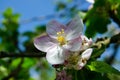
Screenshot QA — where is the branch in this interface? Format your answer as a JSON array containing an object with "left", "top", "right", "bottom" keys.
[
  {"left": 93, "top": 32, "right": 120, "bottom": 47},
  {"left": 0, "top": 51, "right": 46, "bottom": 58},
  {"left": 0, "top": 33, "right": 120, "bottom": 58}
]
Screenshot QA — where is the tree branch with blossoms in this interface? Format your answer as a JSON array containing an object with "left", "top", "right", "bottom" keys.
[
  {"left": 0, "top": 33, "right": 119, "bottom": 58},
  {"left": 1, "top": 14, "right": 120, "bottom": 80}
]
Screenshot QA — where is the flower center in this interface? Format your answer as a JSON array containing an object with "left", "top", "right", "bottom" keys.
[
  {"left": 67, "top": 52, "right": 80, "bottom": 65},
  {"left": 57, "top": 29, "right": 66, "bottom": 46}
]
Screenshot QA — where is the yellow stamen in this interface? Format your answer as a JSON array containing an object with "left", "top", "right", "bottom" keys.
[{"left": 57, "top": 29, "right": 66, "bottom": 46}]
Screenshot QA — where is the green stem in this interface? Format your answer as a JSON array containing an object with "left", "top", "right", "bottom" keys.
[
  {"left": 80, "top": 70, "right": 85, "bottom": 80},
  {"left": 75, "top": 70, "right": 78, "bottom": 80}
]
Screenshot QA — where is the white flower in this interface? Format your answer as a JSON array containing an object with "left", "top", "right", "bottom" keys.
[{"left": 34, "top": 16, "right": 84, "bottom": 65}]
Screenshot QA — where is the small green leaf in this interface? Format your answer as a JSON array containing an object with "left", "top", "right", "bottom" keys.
[
  {"left": 12, "top": 13, "right": 20, "bottom": 22},
  {"left": 11, "top": 58, "right": 21, "bottom": 68},
  {"left": 22, "top": 58, "right": 36, "bottom": 68},
  {"left": 87, "top": 61, "right": 120, "bottom": 75},
  {"left": 0, "top": 66, "right": 8, "bottom": 79}
]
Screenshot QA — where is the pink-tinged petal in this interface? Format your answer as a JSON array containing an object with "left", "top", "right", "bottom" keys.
[
  {"left": 77, "top": 59, "right": 87, "bottom": 70},
  {"left": 81, "top": 35, "right": 93, "bottom": 50},
  {"left": 64, "top": 36, "right": 82, "bottom": 51},
  {"left": 81, "top": 35, "right": 89, "bottom": 41},
  {"left": 34, "top": 35, "right": 57, "bottom": 52},
  {"left": 81, "top": 43, "right": 90, "bottom": 50},
  {"left": 88, "top": 38, "right": 93, "bottom": 45},
  {"left": 46, "top": 20, "right": 66, "bottom": 39},
  {"left": 46, "top": 46, "right": 66, "bottom": 64},
  {"left": 81, "top": 48, "right": 93, "bottom": 60},
  {"left": 81, "top": 35, "right": 92, "bottom": 43},
  {"left": 66, "top": 15, "right": 84, "bottom": 40},
  {"left": 76, "top": 48, "right": 93, "bottom": 70}
]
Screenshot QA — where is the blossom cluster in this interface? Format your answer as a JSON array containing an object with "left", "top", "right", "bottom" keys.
[{"left": 34, "top": 16, "right": 93, "bottom": 70}]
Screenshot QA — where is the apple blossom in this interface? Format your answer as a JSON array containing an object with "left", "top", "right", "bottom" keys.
[
  {"left": 76, "top": 48, "right": 93, "bottom": 70},
  {"left": 65, "top": 48, "right": 93, "bottom": 70},
  {"left": 34, "top": 16, "right": 84, "bottom": 65},
  {"left": 81, "top": 35, "right": 92, "bottom": 50}
]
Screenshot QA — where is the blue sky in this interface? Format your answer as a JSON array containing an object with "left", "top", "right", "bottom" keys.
[
  {"left": 0, "top": 0, "right": 92, "bottom": 33},
  {"left": 0, "top": 0, "right": 55, "bottom": 33},
  {"left": 0, "top": 0, "right": 55, "bottom": 19}
]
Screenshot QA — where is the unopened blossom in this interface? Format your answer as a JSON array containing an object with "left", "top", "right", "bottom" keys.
[
  {"left": 65, "top": 48, "right": 93, "bottom": 70},
  {"left": 34, "top": 16, "right": 84, "bottom": 65},
  {"left": 75, "top": 48, "right": 93, "bottom": 70},
  {"left": 81, "top": 35, "right": 92, "bottom": 50}
]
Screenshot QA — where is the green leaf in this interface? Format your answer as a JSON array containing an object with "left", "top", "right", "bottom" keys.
[
  {"left": 12, "top": 13, "right": 20, "bottom": 22},
  {"left": 0, "top": 66, "right": 8, "bottom": 79},
  {"left": 22, "top": 58, "right": 36, "bottom": 68},
  {"left": 3, "top": 8, "right": 12, "bottom": 18},
  {"left": 11, "top": 58, "right": 21, "bottom": 68},
  {"left": 109, "top": 0, "right": 120, "bottom": 4},
  {"left": 87, "top": 61, "right": 120, "bottom": 75},
  {"left": 107, "top": 73, "right": 120, "bottom": 80},
  {"left": 85, "top": 0, "right": 111, "bottom": 37}
]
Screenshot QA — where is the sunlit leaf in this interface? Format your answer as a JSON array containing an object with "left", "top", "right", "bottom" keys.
[
  {"left": 3, "top": 8, "right": 12, "bottom": 18},
  {"left": 22, "top": 58, "right": 36, "bottom": 68},
  {"left": 87, "top": 61, "right": 120, "bottom": 75}
]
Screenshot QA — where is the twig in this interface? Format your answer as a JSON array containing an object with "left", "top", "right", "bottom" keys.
[
  {"left": 0, "top": 33, "right": 120, "bottom": 58},
  {"left": 0, "top": 51, "right": 46, "bottom": 58}
]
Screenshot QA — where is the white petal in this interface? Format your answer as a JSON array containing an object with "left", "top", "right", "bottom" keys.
[
  {"left": 81, "top": 43, "right": 89, "bottom": 50},
  {"left": 66, "top": 15, "right": 84, "bottom": 40},
  {"left": 81, "top": 35, "right": 93, "bottom": 50},
  {"left": 64, "top": 36, "right": 82, "bottom": 51},
  {"left": 46, "top": 46, "right": 66, "bottom": 64},
  {"left": 88, "top": 38, "right": 93, "bottom": 45},
  {"left": 34, "top": 35, "right": 57, "bottom": 52},
  {"left": 46, "top": 20, "right": 66, "bottom": 39},
  {"left": 77, "top": 59, "right": 87, "bottom": 70},
  {"left": 81, "top": 35, "right": 92, "bottom": 43},
  {"left": 74, "top": 58, "right": 87, "bottom": 70},
  {"left": 81, "top": 48, "right": 93, "bottom": 60},
  {"left": 81, "top": 35, "right": 89, "bottom": 41}
]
